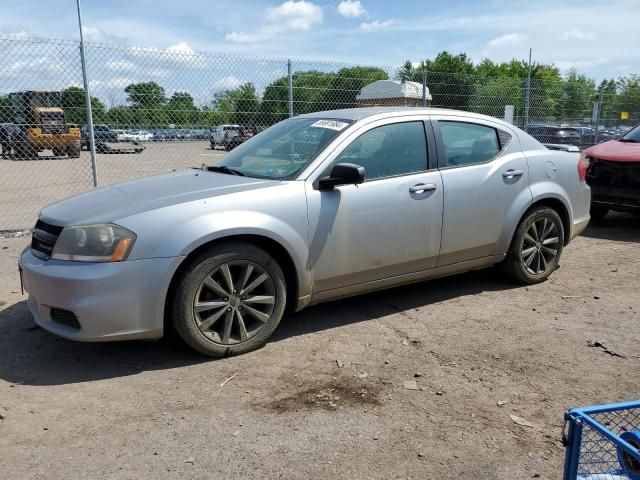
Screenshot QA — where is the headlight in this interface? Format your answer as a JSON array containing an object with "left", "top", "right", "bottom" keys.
[{"left": 51, "top": 224, "right": 136, "bottom": 262}]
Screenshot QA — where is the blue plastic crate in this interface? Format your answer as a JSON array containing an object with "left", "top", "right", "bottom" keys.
[{"left": 564, "top": 401, "right": 640, "bottom": 480}]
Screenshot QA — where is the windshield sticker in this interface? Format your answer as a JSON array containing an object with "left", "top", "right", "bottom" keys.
[{"left": 311, "top": 120, "right": 349, "bottom": 131}]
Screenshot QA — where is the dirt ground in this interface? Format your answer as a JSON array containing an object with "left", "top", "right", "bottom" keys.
[{"left": 0, "top": 214, "right": 638, "bottom": 479}]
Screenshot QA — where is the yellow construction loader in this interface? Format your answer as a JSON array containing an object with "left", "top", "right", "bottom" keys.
[{"left": 8, "top": 91, "right": 81, "bottom": 159}]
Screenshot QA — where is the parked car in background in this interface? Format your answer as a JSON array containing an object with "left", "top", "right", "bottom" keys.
[
  {"left": 121, "top": 129, "right": 153, "bottom": 142},
  {"left": 210, "top": 125, "right": 257, "bottom": 151},
  {"left": 114, "top": 129, "right": 127, "bottom": 142},
  {"left": 190, "top": 129, "right": 209, "bottom": 140},
  {"left": 152, "top": 128, "right": 179, "bottom": 141},
  {"left": 584, "top": 122, "right": 640, "bottom": 219},
  {"left": 528, "top": 125, "right": 581, "bottom": 145},
  {"left": 210, "top": 124, "right": 241, "bottom": 149},
  {"left": 81, "top": 124, "right": 118, "bottom": 150},
  {"left": 20, "top": 107, "right": 590, "bottom": 357},
  {"left": 573, "top": 126, "right": 596, "bottom": 148}
]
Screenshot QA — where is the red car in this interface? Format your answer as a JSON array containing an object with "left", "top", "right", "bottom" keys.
[{"left": 584, "top": 123, "right": 640, "bottom": 220}]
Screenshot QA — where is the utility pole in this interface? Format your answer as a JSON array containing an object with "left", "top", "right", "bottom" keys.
[
  {"left": 287, "top": 59, "right": 294, "bottom": 118},
  {"left": 523, "top": 48, "right": 532, "bottom": 133},
  {"left": 76, "top": 0, "right": 99, "bottom": 187}
]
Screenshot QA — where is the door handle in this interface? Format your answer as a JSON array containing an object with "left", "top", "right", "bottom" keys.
[
  {"left": 409, "top": 183, "right": 437, "bottom": 193},
  {"left": 502, "top": 169, "right": 524, "bottom": 178}
]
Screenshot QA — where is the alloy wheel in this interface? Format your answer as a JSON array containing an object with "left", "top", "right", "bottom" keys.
[
  {"left": 521, "top": 217, "right": 560, "bottom": 275},
  {"left": 193, "top": 260, "right": 276, "bottom": 345}
]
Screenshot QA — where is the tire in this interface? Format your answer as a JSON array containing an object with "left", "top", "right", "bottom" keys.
[
  {"left": 169, "top": 241, "right": 287, "bottom": 357},
  {"left": 590, "top": 205, "right": 608, "bottom": 221},
  {"left": 502, "top": 206, "right": 564, "bottom": 285},
  {"left": 67, "top": 141, "right": 81, "bottom": 158}
]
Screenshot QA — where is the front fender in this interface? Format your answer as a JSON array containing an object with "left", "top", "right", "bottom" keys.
[{"left": 138, "top": 209, "right": 311, "bottom": 299}]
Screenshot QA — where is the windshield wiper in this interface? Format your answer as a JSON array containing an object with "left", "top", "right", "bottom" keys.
[{"left": 206, "top": 165, "right": 246, "bottom": 176}]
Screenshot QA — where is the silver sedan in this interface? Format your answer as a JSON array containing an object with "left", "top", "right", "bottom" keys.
[{"left": 19, "top": 108, "right": 591, "bottom": 356}]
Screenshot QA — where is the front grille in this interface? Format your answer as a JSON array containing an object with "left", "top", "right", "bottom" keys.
[
  {"left": 587, "top": 159, "right": 640, "bottom": 192},
  {"left": 31, "top": 220, "right": 63, "bottom": 260},
  {"left": 40, "top": 112, "right": 69, "bottom": 134},
  {"left": 50, "top": 308, "right": 81, "bottom": 330}
]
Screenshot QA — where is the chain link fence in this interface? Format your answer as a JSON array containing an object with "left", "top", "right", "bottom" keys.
[{"left": 1, "top": 34, "right": 639, "bottom": 231}]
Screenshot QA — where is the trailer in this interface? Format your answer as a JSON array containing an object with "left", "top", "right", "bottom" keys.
[{"left": 564, "top": 400, "right": 640, "bottom": 479}]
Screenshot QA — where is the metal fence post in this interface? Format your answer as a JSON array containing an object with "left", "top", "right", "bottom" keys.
[
  {"left": 287, "top": 59, "right": 294, "bottom": 118},
  {"left": 422, "top": 71, "right": 428, "bottom": 107},
  {"left": 523, "top": 48, "right": 532, "bottom": 132},
  {"left": 593, "top": 91, "right": 603, "bottom": 144},
  {"left": 76, "top": 0, "right": 99, "bottom": 187}
]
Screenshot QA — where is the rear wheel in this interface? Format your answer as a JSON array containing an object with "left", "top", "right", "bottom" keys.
[
  {"left": 170, "top": 242, "right": 287, "bottom": 357},
  {"left": 503, "top": 206, "right": 564, "bottom": 284},
  {"left": 590, "top": 205, "right": 608, "bottom": 221}
]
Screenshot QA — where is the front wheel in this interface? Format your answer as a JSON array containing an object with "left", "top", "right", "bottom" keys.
[
  {"left": 502, "top": 206, "right": 564, "bottom": 284},
  {"left": 169, "top": 242, "right": 287, "bottom": 357}
]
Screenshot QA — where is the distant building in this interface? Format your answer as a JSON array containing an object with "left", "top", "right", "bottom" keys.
[{"left": 356, "top": 79, "right": 432, "bottom": 107}]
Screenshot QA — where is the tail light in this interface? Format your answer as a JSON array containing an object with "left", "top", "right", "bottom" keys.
[{"left": 578, "top": 152, "right": 590, "bottom": 182}]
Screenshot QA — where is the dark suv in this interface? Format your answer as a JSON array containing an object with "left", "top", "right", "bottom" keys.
[
  {"left": 81, "top": 124, "right": 118, "bottom": 150},
  {"left": 528, "top": 125, "right": 581, "bottom": 145}
]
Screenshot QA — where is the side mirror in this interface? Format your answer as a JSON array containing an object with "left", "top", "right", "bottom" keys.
[{"left": 317, "top": 163, "right": 365, "bottom": 190}]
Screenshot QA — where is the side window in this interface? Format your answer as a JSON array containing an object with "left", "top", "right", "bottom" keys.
[
  {"left": 333, "top": 121, "right": 428, "bottom": 181},
  {"left": 438, "top": 121, "right": 500, "bottom": 168}
]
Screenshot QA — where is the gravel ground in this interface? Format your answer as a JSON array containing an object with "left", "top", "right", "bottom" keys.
[{"left": 0, "top": 214, "right": 638, "bottom": 479}]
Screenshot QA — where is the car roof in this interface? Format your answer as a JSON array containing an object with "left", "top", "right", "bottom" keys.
[{"left": 297, "top": 107, "right": 516, "bottom": 128}]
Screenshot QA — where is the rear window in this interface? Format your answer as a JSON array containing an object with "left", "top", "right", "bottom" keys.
[{"left": 438, "top": 121, "right": 500, "bottom": 167}]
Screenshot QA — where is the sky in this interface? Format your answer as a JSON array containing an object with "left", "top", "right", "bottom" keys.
[{"left": 0, "top": 0, "right": 639, "bottom": 105}]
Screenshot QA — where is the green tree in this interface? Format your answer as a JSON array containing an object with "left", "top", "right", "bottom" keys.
[
  {"left": 106, "top": 105, "right": 135, "bottom": 128},
  {"left": 122, "top": 82, "right": 167, "bottom": 127},
  {"left": 396, "top": 60, "right": 415, "bottom": 81},
  {"left": 0, "top": 95, "right": 12, "bottom": 123},
  {"left": 214, "top": 82, "right": 259, "bottom": 125},
  {"left": 557, "top": 69, "right": 596, "bottom": 122},
  {"left": 61, "top": 86, "right": 106, "bottom": 125},
  {"left": 124, "top": 82, "right": 166, "bottom": 108},
  {"left": 259, "top": 70, "right": 337, "bottom": 125},
  {"left": 596, "top": 78, "right": 618, "bottom": 125},
  {"left": 165, "top": 91, "right": 197, "bottom": 126},
  {"left": 615, "top": 75, "right": 640, "bottom": 125},
  {"left": 320, "top": 66, "right": 388, "bottom": 111},
  {"left": 412, "top": 52, "right": 476, "bottom": 109},
  {"left": 528, "top": 65, "right": 563, "bottom": 122},
  {"left": 470, "top": 76, "right": 524, "bottom": 120}
]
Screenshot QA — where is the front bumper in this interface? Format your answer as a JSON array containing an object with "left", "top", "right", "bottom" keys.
[
  {"left": 592, "top": 190, "right": 640, "bottom": 212},
  {"left": 19, "top": 247, "right": 180, "bottom": 342}
]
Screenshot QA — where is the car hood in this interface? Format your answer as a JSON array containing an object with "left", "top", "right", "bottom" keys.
[
  {"left": 585, "top": 140, "right": 640, "bottom": 162},
  {"left": 40, "top": 169, "right": 277, "bottom": 226}
]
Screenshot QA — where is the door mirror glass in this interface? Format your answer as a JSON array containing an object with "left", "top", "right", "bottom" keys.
[{"left": 317, "top": 163, "right": 365, "bottom": 190}]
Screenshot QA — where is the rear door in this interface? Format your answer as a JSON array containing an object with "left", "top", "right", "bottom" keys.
[{"left": 432, "top": 116, "right": 532, "bottom": 266}]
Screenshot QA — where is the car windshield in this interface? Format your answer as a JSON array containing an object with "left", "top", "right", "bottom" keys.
[
  {"left": 621, "top": 124, "right": 640, "bottom": 142},
  {"left": 213, "top": 117, "right": 352, "bottom": 179}
]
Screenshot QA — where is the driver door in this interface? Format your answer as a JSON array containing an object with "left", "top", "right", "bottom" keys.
[{"left": 305, "top": 118, "right": 443, "bottom": 294}]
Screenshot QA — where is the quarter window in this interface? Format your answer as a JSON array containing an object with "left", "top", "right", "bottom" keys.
[
  {"left": 439, "top": 121, "right": 501, "bottom": 168},
  {"left": 333, "top": 122, "right": 428, "bottom": 181}
]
